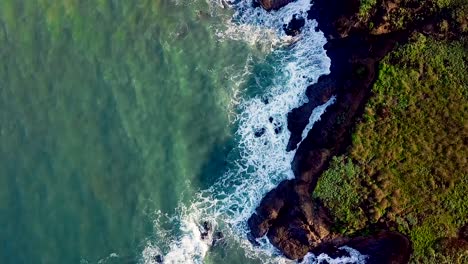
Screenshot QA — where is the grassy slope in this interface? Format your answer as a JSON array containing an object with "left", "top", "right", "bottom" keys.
[{"left": 314, "top": 33, "right": 467, "bottom": 262}]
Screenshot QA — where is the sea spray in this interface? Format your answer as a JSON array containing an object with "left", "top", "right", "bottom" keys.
[{"left": 143, "top": 1, "right": 364, "bottom": 263}]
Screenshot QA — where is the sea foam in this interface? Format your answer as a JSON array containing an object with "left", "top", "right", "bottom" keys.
[{"left": 142, "top": 1, "right": 365, "bottom": 263}]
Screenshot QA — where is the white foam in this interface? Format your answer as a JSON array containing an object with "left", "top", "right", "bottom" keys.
[
  {"left": 301, "top": 247, "right": 368, "bottom": 264},
  {"left": 142, "top": 1, "right": 366, "bottom": 263},
  {"left": 300, "top": 96, "right": 336, "bottom": 143}
]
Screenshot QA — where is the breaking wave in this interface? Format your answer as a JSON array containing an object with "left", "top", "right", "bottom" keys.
[{"left": 142, "top": 1, "right": 365, "bottom": 263}]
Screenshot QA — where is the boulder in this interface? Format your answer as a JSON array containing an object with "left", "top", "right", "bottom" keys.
[
  {"left": 267, "top": 200, "right": 334, "bottom": 260},
  {"left": 248, "top": 180, "right": 335, "bottom": 260}
]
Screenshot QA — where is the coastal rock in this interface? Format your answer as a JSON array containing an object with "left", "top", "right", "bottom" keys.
[
  {"left": 247, "top": 0, "right": 462, "bottom": 262},
  {"left": 267, "top": 220, "right": 311, "bottom": 260},
  {"left": 248, "top": 180, "right": 290, "bottom": 237},
  {"left": 267, "top": 199, "right": 333, "bottom": 260},
  {"left": 286, "top": 76, "right": 336, "bottom": 151},
  {"left": 258, "top": 0, "right": 296, "bottom": 11},
  {"left": 248, "top": 180, "right": 335, "bottom": 260},
  {"left": 347, "top": 231, "right": 412, "bottom": 264},
  {"left": 249, "top": 2, "right": 408, "bottom": 258},
  {"left": 283, "top": 15, "right": 305, "bottom": 36},
  {"left": 307, "top": 231, "right": 411, "bottom": 264}
]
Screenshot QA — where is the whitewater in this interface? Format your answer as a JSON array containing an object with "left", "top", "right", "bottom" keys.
[{"left": 142, "top": 1, "right": 365, "bottom": 263}]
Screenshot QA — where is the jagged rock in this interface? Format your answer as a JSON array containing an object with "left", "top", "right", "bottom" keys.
[
  {"left": 248, "top": 180, "right": 290, "bottom": 237},
  {"left": 248, "top": 213, "right": 270, "bottom": 238},
  {"left": 258, "top": 0, "right": 296, "bottom": 11},
  {"left": 268, "top": 222, "right": 311, "bottom": 260},
  {"left": 266, "top": 199, "right": 334, "bottom": 260},
  {"left": 248, "top": 180, "right": 335, "bottom": 260},
  {"left": 296, "top": 149, "right": 330, "bottom": 183}
]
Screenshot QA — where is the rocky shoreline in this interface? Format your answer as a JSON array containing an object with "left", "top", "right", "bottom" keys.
[{"left": 247, "top": 0, "right": 466, "bottom": 262}]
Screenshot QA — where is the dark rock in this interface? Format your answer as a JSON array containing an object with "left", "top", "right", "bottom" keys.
[
  {"left": 347, "top": 231, "right": 412, "bottom": 264},
  {"left": 274, "top": 126, "right": 282, "bottom": 134},
  {"left": 268, "top": 222, "right": 311, "bottom": 260},
  {"left": 320, "top": 246, "right": 351, "bottom": 259},
  {"left": 247, "top": 232, "right": 261, "bottom": 246},
  {"left": 154, "top": 255, "right": 163, "bottom": 263},
  {"left": 286, "top": 77, "right": 336, "bottom": 151},
  {"left": 247, "top": 180, "right": 290, "bottom": 237},
  {"left": 254, "top": 127, "right": 266, "bottom": 137},
  {"left": 248, "top": 180, "right": 336, "bottom": 260},
  {"left": 258, "top": 0, "right": 296, "bottom": 11},
  {"left": 252, "top": 0, "right": 261, "bottom": 9},
  {"left": 267, "top": 198, "right": 334, "bottom": 260},
  {"left": 212, "top": 231, "right": 225, "bottom": 247},
  {"left": 307, "top": 0, "right": 361, "bottom": 39},
  {"left": 248, "top": 213, "right": 269, "bottom": 238},
  {"left": 203, "top": 221, "right": 212, "bottom": 232},
  {"left": 307, "top": 231, "right": 411, "bottom": 264},
  {"left": 283, "top": 15, "right": 305, "bottom": 36},
  {"left": 200, "top": 221, "right": 212, "bottom": 240}
]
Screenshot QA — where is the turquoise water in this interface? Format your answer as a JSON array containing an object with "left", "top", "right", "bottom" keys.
[
  {"left": 0, "top": 0, "right": 351, "bottom": 263},
  {"left": 0, "top": 1, "right": 252, "bottom": 263}
]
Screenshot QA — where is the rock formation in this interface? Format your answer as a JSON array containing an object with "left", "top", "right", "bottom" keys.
[{"left": 248, "top": 0, "right": 417, "bottom": 262}]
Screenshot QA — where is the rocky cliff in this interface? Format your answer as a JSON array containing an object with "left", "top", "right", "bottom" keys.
[{"left": 247, "top": 0, "right": 466, "bottom": 261}]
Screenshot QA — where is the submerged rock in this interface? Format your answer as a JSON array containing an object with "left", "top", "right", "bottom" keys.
[
  {"left": 212, "top": 231, "right": 225, "bottom": 247},
  {"left": 153, "top": 255, "right": 163, "bottom": 263},
  {"left": 254, "top": 127, "right": 266, "bottom": 137},
  {"left": 200, "top": 221, "right": 212, "bottom": 240},
  {"left": 258, "top": 0, "right": 296, "bottom": 11}
]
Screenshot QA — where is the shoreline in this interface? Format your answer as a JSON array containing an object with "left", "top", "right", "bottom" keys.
[{"left": 248, "top": 0, "right": 466, "bottom": 262}]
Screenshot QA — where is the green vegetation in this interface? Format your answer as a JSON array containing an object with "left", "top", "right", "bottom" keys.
[
  {"left": 359, "top": 0, "right": 377, "bottom": 19},
  {"left": 314, "top": 156, "right": 367, "bottom": 233},
  {"left": 359, "top": 0, "right": 468, "bottom": 33},
  {"left": 314, "top": 34, "right": 468, "bottom": 262}
]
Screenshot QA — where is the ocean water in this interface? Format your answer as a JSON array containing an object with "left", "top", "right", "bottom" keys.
[{"left": 0, "top": 1, "right": 365, "bottom": 263}]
